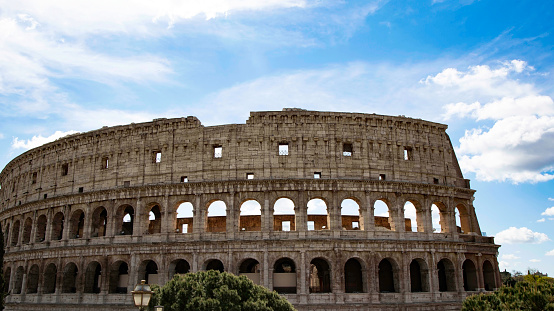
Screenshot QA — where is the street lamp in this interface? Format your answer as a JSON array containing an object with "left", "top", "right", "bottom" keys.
[{"left": 131, "top": 280, "right": 153, "bottom": 311}]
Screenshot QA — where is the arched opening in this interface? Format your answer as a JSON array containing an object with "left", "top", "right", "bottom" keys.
[
  {"left": 11, "top": 220, "right": 20, "bottom": 246},
  {"left": 307, "top": 199, "right": 329, "bottom": 231},
  {"left": 204, "top": 259, "right": 224, "bottom": 272},
  {"left": 43, "top": 263, "right": 57, "bottom": 294},
  {"left": 118, "top": 206, "right": 134, "bottom": 235},
  {"left": 14, "top": 266, "right": 24, "bottom": 294},
  {"left": 62, "top": 262, "right": 78, "bottom": 293},
  {"left": 341, "top": 199, "right": 363, "bottom": 230},
  {"left": 22, "top": 217, "right": 33, "bottom": 244},
  {"left": 175, "top": 202, "right": 193, "bottom": 233},
  {"left": 138, "top": 260, "right": 159, "bottom": 285},
  {"left": 239, "top": 258, "right": 260, "bottom": 285},
  {"left": 26, "top": 264, "right": 39, "bottom": 294},
  {"left": 35, "top": 215, "right": 47, "bottom": 242},
  {"left": 437, "top": 258, "right": 456, "bottom": 292},
  {"left": 456, "top": 204, "right": 471, "bottom": 234},
  {"left": 273, "top": 258, "right": 296, "bottom": 294},
  {"left": 344, "top": 258, "right": 363, "bottom": 293},
  {"left": 432, "top": 202, "right": 448, "bottom": 233},
  {"left": 483, "top": 260, "right": 496, "bottom": 291},
  {"left": 404, "top": 201, "right": 424, "bottom": 232},
  {"left": 169, "top": 259, "right": 190, "bottom": 280},
  {"left": 239, "top": 200, "right": 262, "bottom": 232},
  {"left": 3, "top": 267, "right": 11, "bottom": 293},
  {"left": 4, "top": 223, "right": 9, "bottom": 245},
  {"left": 148, "top": 205, "right": 162, "bottom": 234},
  {"left": 309, "top": 258, "right": 331, "bottom": 293},
  {"left": 463, "top": 259, "right": 478, "bottom": 291},
  {"left": 91, "top": 207, "right": 107, "bottom": 238},
  {"left": 206, "top": 201, "right": 226, "bottom": 232},
  {"left": 69, "top": 210, "right": 85, "bottom": 239},
  {"left": 410, "top": 259, "right": 429, "bottom": 292},
  {"left": 378, "top": 258, "right": 397, "bottom": 293},
  {"left": 273, "top": 198, "right": 295, "bottom": 231},
  {"left": 109, "top": 261, "right": 129, "bottom": 294},
  {"left": 84, "top": 261, "right": 102, "bottom": 293},
  {"left": 374, "top": 200, "right": 394, "bottom": 231},
  {"left": 51, "top": 212, "right": 65, "bottom": 240}
]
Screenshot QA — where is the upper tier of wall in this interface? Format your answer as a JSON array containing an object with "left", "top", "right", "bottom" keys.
[{"left": 0, "top": 110, "right": 469, "bottom": 212}]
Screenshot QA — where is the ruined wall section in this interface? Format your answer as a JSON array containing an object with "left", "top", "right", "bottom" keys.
[{"left": 0, "top": 111, "right": 467, "bottom": 213}]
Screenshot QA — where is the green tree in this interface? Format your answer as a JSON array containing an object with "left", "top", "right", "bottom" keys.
[
  {"left": 462, "top": 276, "right": 554, "bottom": 311},
  {"left": 148, "top": 270, "right": 296, "bottom": 311}
]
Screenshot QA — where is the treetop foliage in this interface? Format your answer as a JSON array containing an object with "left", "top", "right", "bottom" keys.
[{"left": 148, "top": 270, "right": 296, "bottom": 311}]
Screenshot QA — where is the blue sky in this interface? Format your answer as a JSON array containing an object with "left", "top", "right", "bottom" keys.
[{"left": 1, "top": 0, "right": 553, "bottom": 274}]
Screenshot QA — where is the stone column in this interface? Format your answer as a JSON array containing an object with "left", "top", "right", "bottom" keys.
[
  {"left": 365, "top": 192, "right": 374, "bottom": 231},
  {"left": 263, "top": 249, "right": 269, "bottom": 288},
  {"left": 262, "top": 192, "right": 270, "bottom": 237},
  {"left": 83, "top": 203, "right": 92, "bottom": 239},
  {"left": 61, "top": 206, "right": 70, "bottom": 241},
  {"left": 193, "top": 195, "right": 203, "bottom": 239},
  {"left": 226, "top": 192, "right": 235, "bottom": 239},
  {"left": 162, "top": 194, "right": 171, "bottom": 239},
  {"left": 296, "top": 192, "right": 307, "bottom": 233},
  {"left": 330, "top": 190, "right": 341, "bottom": 232},
  {"left": 134, "top": 198, "right": 143, "bottom": 237},
  {"left": 30, "top": 211, "right": 38, "bottom": 245}
]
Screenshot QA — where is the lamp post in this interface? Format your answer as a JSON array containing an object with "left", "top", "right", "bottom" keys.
[{"left": 131, "top": 280, "right": 153, "bottom": 311}]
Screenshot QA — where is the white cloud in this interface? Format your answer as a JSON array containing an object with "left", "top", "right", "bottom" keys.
[
  {"left": 495, "top": 227, "right": 550, "bottom": 244},
  {"left": 548, "top": 198, "right": 554, "bottom": 201},
  {"left": 501, "top": 254, "right": 520, "bottom": 260},
  {"left": 529, "top": 259, "right": 541, "bottom": 263},
  {"left": 498, "top": 260, "right": 510, "bottom": 270},
  {"left": 546, "top": 250, "right": 554, "bottom": 256},
  {"left": 537, "top": 218, "right": 546, "bottom": 223},
  {"left": 12, "top": 130, "right": 79, "bottom": 150},
  {"left": 541, "top": 207, "right": 554, "bottom": 216}
]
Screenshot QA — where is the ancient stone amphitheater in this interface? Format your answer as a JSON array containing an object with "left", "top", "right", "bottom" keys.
[{"left": 0, "top": 109, "right": 499, "bottom": 310}]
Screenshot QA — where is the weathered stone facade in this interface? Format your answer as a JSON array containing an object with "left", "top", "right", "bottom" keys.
[{"left": 0, "top": 109, "right": 500, "bottom": 310}]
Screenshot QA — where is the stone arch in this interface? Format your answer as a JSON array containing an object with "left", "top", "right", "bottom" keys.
[
  {"left": 344, "top": 258, "right": 364, "bottom": 293},
  {"left": 341, "top": 198, "right": 363, "bottom": 230},
  {"left": 62, "top": 262, "right": 78, "bottom": 293},
  {"left": 3, "top": 267, "right": 11, "bottom": 293},
  {"left": 273, "top": 257, "right": 297, "bottom": 294},
  {"left": 273, "top": 197, "right": 296, "bottom": 231},
  {"left": 404, "top": 199, "right": 424, "bottom": 232},
  {"left": 91, "top": 206, "right": 108, "bottom": 238},
  {"left": 11, "top": 220, "right": 20, "bottom": 246},
  {"left": 14, "top": 266, "right": 24, "bottom": 294},
  {"left": 431, "top": 201, "right": 448, "bottom": 233},
  {"left": 26, "top": 264, "right": 40, "bottom": 294},
  {"left": 116, "top": 205, "right": 134, "bottom": 236},
  {"left": 483, "top": 260, "right": 496, "bottom": 291},
  {"left": 437, "top": 258, "right": 456, "bottom": 292},
  {"left": 409, "top": 258, "right": 429, "bottom": 292},
  {"left": 463, "top": 259, "right": 478, "bottom": 291},
  {"left": 175, "top": 201, "right": 194, "bottom": 233},
  {"left": 69, "top": 209, "right": 85, "bottom": 239},
  {"left": 51, "top": 212, "right": 64, "bottom": 240},
  {"left": 43, "top": 263, "right": 57, "bottom": 294},
  {"left": 374, "top": 199, "right": 395, "bottom": 231},
  {"left": 307, "top": 198, "right": 329, "bottom": 231},
  {"left": 35, "top": 214, "right": 47, "bottom": 242},
  {"left": 109, "top": 261, "right": 129, "bottom": 294},
  {"left": 204, "top": 259, "right": 224, "bottom": 272},
  {"left": 239, "top": 199, "right": 262, "bottom": 232},
  {"left": 309, "top": 257, "right": 331, "bottom": 293},
  {"left": 378, "top": 258, "right": 399, "bottom": 293},
  {"left": 4, "top": 223, "right": 9, "bottom": 245},
  {"left": 238, "top": 258, "right": 261, "bottom": 285},
  {"left": 147, "top": 203, "right": 162, "bottom": 234},
  {"left": 168, "top": 259, "right": 190, "bottom": 280},
  {"left": 456, "top": 203, "right": 471, "bottom": 234},
  {"left": 206, "top": 200, "right": 227, "bottom": 233},
  {"left": 138, "top": 260, "right": 159, "bottom": 284},
  {"left": 22, "top": 217, "right": 33, "bottom": 244},
  {"left": 84, "top": 261, "right": 102, "bottom": 293}
]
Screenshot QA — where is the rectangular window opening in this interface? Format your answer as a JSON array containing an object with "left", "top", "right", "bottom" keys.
[
  {"left": 247, "top": 173, "right": 254, "bottom": 180},
  {"left": 123, "top": 181, "right": 130, "bottom": 188},
  {"left": 32, "top": 172, "right": 37, "bottom": 184},
  {"left": 214, "top": 146, "right": 222, "bottom": 158},
  {"left": 102, "top": 157, "right": 109, "bottom": 169},
  {"left": 279, "top": 143, "right": 289, "bottom": 156},
  {"left": 379, "top": 174, "right": 386, "bottom": 181},
  {"left": 78, "top": 187, "right": 84, "bottom": 193},
  {"left": 61, "top": 163, "right": 69, "bottom": 176},
  {"left": 307, "top": 221, "right": 315, "bottom": 231},
  {"left": 433, "top": 178, "right": 439, "bottom": 184},
  {"left": 404, "top": 147, "right": 413, "bottom": 160},
  {"left": 182, "top": 224, "right": 188, "bottom": 233},
  {"left": 352, "top": 221, "right": 359, "bottom": 229},
  {"left": 43, "top": 194, "right": 47, "bottom": 199},
  {"left": 181, "top": 176, "right": 188, "bottom": 183},
  {"left": 153, "top": 151, "right": 162, "bottom": 163},
  {"left": 343, "top": 143, "right": 353, "bottom": 156},
  {"left": 314, "top": 172, "right": 321, "bottom": 179},
  {"left": 282, "top": 221, "right": 291, "bottom": 232}
]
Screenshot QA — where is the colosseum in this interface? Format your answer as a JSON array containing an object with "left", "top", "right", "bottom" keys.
[{"left": 0, "top": 109, "right": 499, "bottom": 310}]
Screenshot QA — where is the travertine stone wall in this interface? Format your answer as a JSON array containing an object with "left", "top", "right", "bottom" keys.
[{"left": 0, "top": 110, "right": 499, "bottom": 311}]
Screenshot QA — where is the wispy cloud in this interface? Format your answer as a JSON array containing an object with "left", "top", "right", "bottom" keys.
[
  {"left": 496, "top": 227, "right": 550, "bottom": 244},
  {"left": 12, "top": 130, "right": 79, "bottom": 150}
]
